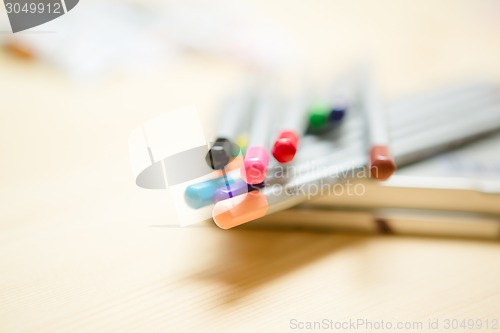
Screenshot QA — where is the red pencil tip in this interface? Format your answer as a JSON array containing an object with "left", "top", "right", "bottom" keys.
[
  {"left": 370, "top": 146, "right": 397, "bottom": 180},
  {"left": 272, "top": 130, "right": 299, "bottom": 163}
]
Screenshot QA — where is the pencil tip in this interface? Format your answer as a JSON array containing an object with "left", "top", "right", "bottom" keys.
[{"left": 370, "top": 146, "right": 397, "bottom": 180}]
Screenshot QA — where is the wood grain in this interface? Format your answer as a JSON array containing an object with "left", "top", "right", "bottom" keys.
[{"left": 1, "top": 1, "right": 500, "bottom": 332}]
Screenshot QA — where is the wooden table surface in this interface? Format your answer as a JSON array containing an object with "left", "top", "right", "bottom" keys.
[{"left": 1, "top": 1, "right": 500, "bottom": 332}]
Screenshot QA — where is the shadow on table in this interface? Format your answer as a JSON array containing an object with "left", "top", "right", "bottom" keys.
[{"left": 188, "top": 228, "right": 367, "bottom": 305}]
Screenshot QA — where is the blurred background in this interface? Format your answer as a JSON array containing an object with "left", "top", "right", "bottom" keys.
[{"left": 1, "top": 1, "right": 500, "bottom": 332}]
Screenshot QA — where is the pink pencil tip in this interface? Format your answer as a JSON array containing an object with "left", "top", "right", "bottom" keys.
[{"left": 241, "top": 146, "right": 270, "bottom": 184}]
